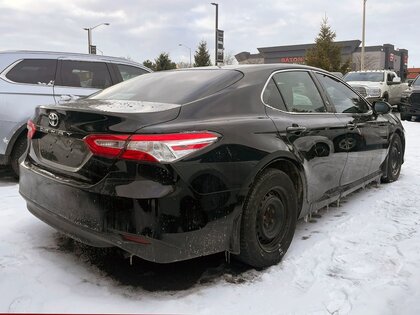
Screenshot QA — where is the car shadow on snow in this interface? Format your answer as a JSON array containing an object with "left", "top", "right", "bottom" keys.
[
  {"left": 53, "top": 234, "right": 256, "bottom": 292},
  {"left": 0, "top": 166, "right": 18, "bottom": 186}
]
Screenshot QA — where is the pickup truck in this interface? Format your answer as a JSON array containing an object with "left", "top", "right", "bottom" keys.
[{"left": 343, "top": 70, "right": 408, "bottom": 105}]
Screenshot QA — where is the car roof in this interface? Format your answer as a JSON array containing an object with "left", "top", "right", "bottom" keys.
[
  {"left": 0, "top": 50, "right": 147, "bottom": 68},
  {"left": 174, "top": 63, "right": 333, "bottom": 77}
]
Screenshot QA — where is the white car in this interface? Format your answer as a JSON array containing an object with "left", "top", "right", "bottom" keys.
[
  {"left": 344, "top": 70, "right": 407, "bottom": 105},
  {"left": 0, "top": 50, "right": 151, "bottom": 176}
]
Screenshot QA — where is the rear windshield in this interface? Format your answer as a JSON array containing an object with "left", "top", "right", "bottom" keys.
[
  {"left": 344, "top": 72, "right": 384, "bottom": 82},
  {"left": 90, "top": 69, "right": 243, "bottom": 104}
]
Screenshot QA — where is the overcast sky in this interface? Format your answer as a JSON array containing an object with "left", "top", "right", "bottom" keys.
[{"left": 0, "top": 0, "right": 418, "bottom": 68}]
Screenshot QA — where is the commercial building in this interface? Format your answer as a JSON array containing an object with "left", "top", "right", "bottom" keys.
[{"left": 235, "top": 41, "right": 409, "bottom": 79}]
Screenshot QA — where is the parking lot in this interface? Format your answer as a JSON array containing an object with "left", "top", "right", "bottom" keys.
[{"left": 0, "top": 119, "right": 419, "bottom": 314}]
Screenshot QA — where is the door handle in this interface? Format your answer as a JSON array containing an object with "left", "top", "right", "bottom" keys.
[
  {"left": 58, "top": 95, "right": 79, "bottom": 102},
  {"left": 286, "top": 126, "right": 307, "bottom": 134}
]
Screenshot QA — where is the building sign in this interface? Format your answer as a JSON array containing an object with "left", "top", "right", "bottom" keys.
[
  {"left": 216, "top": 29, "right": 224, "bottom": 63},
  {"left": 389, "top": 53, "right": 394, "bottom": 62},
  {"left": 280, "top": 56, "right": 305, "bottom": 64},
  {"left": 89, "top": 45, "right": 97, "bottom": 55},
  {"left": 404, "top": 55, "right": 408, "bottom": 66}
]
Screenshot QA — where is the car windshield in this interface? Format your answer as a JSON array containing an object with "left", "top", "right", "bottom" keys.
[
  {"left": 90, "top": 69, "right": 244, "bottom": 104},
  {"left": 413, "top": 76, "right": 420, "bottom": 87},
  {"left": 344, "top": 72, "right": 384, "bottom": 82}
]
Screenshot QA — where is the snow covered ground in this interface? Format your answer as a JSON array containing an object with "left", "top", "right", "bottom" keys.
[{"left": 1, "top": 120, "right": 420, "bottom": 314}]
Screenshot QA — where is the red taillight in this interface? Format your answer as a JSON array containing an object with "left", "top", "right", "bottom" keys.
[
  {"left": 84, "top": 132, "right": 219, "bottom": 162},
  {"left": 27, "top": 120, "right": 36, "bottom": 139}
]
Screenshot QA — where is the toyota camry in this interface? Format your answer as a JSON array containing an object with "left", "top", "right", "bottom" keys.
[{"left": 19, "top": 65, "right": 405, "bottom": 268}]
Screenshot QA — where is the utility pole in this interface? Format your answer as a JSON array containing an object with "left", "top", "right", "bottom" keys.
[
  {"left": 83, "top": 23, "right": 110, "bottom": 54},
  {"left": 361, "top": 0, "right": 367, "bottom": 70},
  {"left": 211, "top": 3, "right": 218, "bottom": 65}
]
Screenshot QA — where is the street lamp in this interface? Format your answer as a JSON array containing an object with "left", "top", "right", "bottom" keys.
[
  {"left": 361, "top": 0, "right": 367, "bottom": 70},
  {"left": 211, "top": 2, "right": 218, "bottom": 65},
  {"left": 83, "top": 22, "right": 110, "bottom": 54},
  {"left": 179, "top": 43, "right": 192, "bottom": 67}
]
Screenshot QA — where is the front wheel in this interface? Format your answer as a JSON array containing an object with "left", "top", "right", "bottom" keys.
[
  {"left": 238, "top": 168, "right": 297, "bottom": 268},
  {"left": 382, "top": 134, "right": 403, "bottom": 183}
]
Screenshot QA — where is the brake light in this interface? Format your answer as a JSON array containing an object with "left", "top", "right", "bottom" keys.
[
  {"left": 27, "top": 120, "right": 36, "bottom": 139},
  {"left": 84, "top": 132, "right": 219, "bottom": 162}
]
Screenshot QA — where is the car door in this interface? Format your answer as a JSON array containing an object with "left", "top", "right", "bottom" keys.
[
  {"left": 0, "top": 58, "right": 57, "bottom": 154},
  {"left": 314, "top": 72, "right": 390, "bottom": 186},
  {"left": 263, "top": 70, "right": 349, "bottom": 205},
  {"left": 53, "top": 59, "right": 114, "bottom": 103}
]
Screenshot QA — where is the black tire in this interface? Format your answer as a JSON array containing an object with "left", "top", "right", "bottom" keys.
[
  {"left": 382, "top": 134, "right": 403, "bottom": 183},
  {"left": 10, "top": 135, "right": 27, "bottom": 178},
  {"left": 238, "top": 168, "right": 297, "bottom": 268}
]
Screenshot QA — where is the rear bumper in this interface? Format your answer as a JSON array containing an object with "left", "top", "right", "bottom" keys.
[{"left": 19, "top": 160, "right": 236, "bottom": 263}]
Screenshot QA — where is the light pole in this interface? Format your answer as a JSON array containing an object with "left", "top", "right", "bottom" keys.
[
  {"left": 83, "top": 22, "right": 110, "bottom": 54},
  {"left": 211, "top": 2, "right": 218, "bottom": 65},
  {"left": 179, "top": 43, "right": 192, "bottom": 67},
  {"left": 361, "top": 0, "right": 367, "bottom": 70}
]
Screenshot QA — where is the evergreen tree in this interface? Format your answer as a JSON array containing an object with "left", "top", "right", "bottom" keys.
[
  {"left": 305, "top": 17, "right": 349, "bottom": 73},
  {"left": 154, "top": 53, "right": 176, "bottom": 71},
  {"left": 194, "top": 41, "right": 212, "bottom": 67},
  {"left": 143, "top": 59, "right": 156, "bottom": 71}
]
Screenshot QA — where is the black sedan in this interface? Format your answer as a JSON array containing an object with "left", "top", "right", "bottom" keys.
[{"left": 19, "top": 64, "right": 405, "bottom": 268}]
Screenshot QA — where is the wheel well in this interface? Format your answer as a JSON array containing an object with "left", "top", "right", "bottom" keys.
[
  {"left": 263, "top": 159, "right": 304, "bottom": 218},
  {"left": 5, "top": 125, "right": 27, "bottom": 157},
  {"left": 394, "top": 128, "right": 405, "bottom": 160}
]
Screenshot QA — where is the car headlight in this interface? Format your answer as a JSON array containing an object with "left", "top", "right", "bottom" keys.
[
  {"left": 401, "top": 90, "right": 412, "bottom": 98},
  {"left": 366, "top": 88, "right": 381, "bottom": 98}
]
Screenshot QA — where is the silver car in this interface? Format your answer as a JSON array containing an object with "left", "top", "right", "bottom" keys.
[{"left": 0, "top": 50, "right": 151, "bottom": 176}]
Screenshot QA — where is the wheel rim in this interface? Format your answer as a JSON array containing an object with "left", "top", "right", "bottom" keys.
[
  {"left": 256, "top": 189, "right": 287, "bottom": 252},
  {"left": 390, "top": 140, "right": 402, "bottom": 177}
]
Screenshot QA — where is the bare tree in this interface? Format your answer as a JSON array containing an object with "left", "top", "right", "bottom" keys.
[{"left": 221, "top": 51, "right": 238, "bottom": 66}]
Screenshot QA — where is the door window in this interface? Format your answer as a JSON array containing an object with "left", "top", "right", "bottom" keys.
[
  {"left": 315, "top": 73, "right": 370, "bottom": 114},
  {"left": 5, "top": 59, "right": 57, "bottom": 85},
  {"left": 271, "top": 71, "right": 326, "bottom": 113},
  {"left": 56, "top": 61, "right": 112, "bottom": 89},
  {"left": 117, "top": 64, "right": 148, "bottom": 81}
]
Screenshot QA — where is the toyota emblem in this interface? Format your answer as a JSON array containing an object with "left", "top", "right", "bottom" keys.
[{"left": 48, "top": 112, "right": 59, "bottom": 127}]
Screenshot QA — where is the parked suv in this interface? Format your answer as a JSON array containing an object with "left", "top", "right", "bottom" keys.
[
  {"left": 344, "top": 70, "right": 407, "bottom": 106},
  {"left": 0, "top": 50, "right": 151, "bottom": 176},
  {"left": 400, "top": 74, "right": 420, "bottom": 121}
]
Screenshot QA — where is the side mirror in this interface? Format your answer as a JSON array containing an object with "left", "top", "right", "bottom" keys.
[{"left": 373, "top": 101, "right": 391, "bottom": 114}]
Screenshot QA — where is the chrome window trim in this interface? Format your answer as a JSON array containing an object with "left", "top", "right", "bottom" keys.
[{"left": 260, "top": 68, "right": 335, "bottom": 115}]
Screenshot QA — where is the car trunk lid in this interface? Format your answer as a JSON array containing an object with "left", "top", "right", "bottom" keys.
[{"left": 28, "top": 99, "right": 180, "bottom": 183}]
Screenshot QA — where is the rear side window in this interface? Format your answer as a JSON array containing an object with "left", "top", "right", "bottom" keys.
[
  {"left": 272, "top": 71, "right": 326, "bottom": 113},
  {"left": 262, "top": 78, "right": 287, "bottom": 111},
  {"left": 117, "top": 64, "right": 148, "bottom": 81},
  {"left": 6, "top": 59, "right": 57, "bottom": 85},
  {"left": 56, "top": 61, "right": 112, "bottom": 89},
  {"left": 91, "top": 69, "right": 244, "bottom": 104}
]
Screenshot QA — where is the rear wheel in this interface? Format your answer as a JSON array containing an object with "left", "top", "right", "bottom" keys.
[
  {"left": 238, "top": 168, "right": 297, "bottom": 268},
  {"left": 10, "top": 135, "right": 27, "bottom": 178},
  {"left": 382, "top": 134, "right": 403, "bottom": 183}
]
